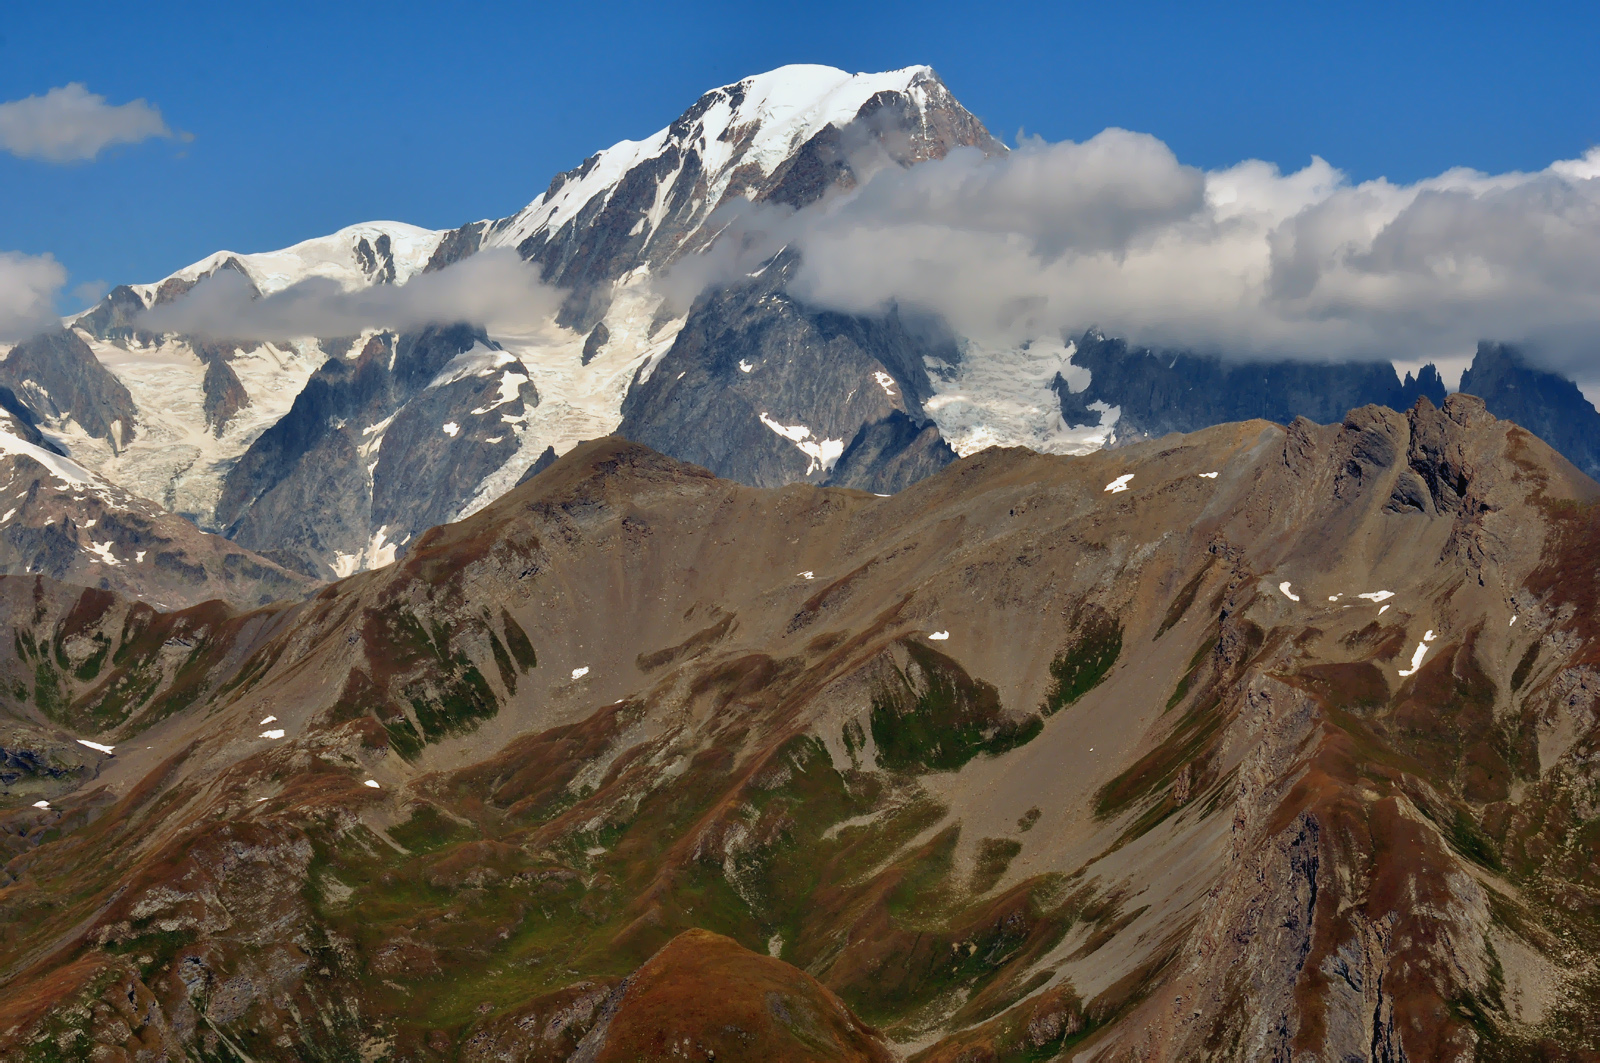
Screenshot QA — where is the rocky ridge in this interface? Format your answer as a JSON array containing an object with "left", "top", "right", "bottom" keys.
[
  {"left": 2, "top": 396, "right": 1599, "bottom": 1059},
  {"left": 0, "top": 424, "right": 312, "bottom": 610}
]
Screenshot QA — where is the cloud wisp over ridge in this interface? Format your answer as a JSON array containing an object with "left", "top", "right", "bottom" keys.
[
  {"left": 0, "top": 83, "right": 174, "bottom": 163},
  {"left": 0, "top": 252, "right": 68, "bottom": 341},
  {"left": 124, "top": 117, "right": 1600, "bottom": 390},
  {"left": 136, "top": 249, "right": 562, "bottom": 340},
  {"left": 675, "top": 129, "right": 1600, "bottom": 384}
]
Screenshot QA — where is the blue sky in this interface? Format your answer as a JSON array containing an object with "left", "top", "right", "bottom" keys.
[{"left": 3, "top": 0, "right": 1597, "bottom": 305}]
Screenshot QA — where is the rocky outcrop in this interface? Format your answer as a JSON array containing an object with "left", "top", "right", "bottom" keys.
[
  {"left": 0, "top": 329, "right": 139, "bottom": 450},
  {"left": 423, "top": 219, "right": 487, "bottom": 273},
  {"left": 618, "top": 252, "right": 958, "bottom": 486},
  {"left": 1055, "top": 329, "right": 1449, "bottom": 442},
  {"left": 825, "top": 410, "right": 957, "bottom": 495},
  {"left": 1458, "top": 340, "right": 1600, "bottom": 481},
  {"left": 72, "top": 284, "right": 152, "bottom": 345},
  {"left": 216, "top": 324, "right": 538, "bottom": 577},
  {"left": 0, "top": 452, "right": 314, "bottom": 608}
]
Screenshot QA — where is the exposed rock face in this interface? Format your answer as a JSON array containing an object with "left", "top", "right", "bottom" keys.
[
  {"left": 0, "top": 449, "right": 313, "bottom": 609},
  {"left": 72, "top": 284, "right": 153, "bottom": 345},
  {"left": 423, "top": 219, "right": 487, "bottom": 273},
  {"left": 148, "top": 253, "right": 261, "bottom": 308},
  {"left": 1458, "top": 340, "right": 1600, "bottom": 481},
  {"left": 353, "top": 233, "right": 398, "bottom": 284},
  {"left": 580, "top": 322, "right": 609, "bottom": 366},
  {"left": 0, "top": 388, "right": 61, "bottom": 454},
  {"left": 215, "top": 324, "right": 538, "bottom": 577},
  {"left": 1056, "top": 329, "right": 1449, "bottom": 443},
  {"left": 3, "top": 403, "right": 1599, "bottom": 1059},
  {"left": 825, "top": 409, "right": 957, "bottom": 495},
  {"left": 0, "top": 330, "right": 138, "bottom": 450},
  {"left": 618, "top": 252, "right": 958, "bottom": 486}
]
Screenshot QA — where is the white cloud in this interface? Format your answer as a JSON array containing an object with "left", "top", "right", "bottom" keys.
[
  {"left": 673, "top": 132, "right": 1600, "bottom": 384},
  {"left": 137, "top": 248, "right": 563, "bottom": 339},
  {"left": 0, "top": 251, "right": 66, "bottom": 341},
  {"left": 72, "top": 280, "right": 108, "bottom": 305},
  {"left": 0, "top": 83, "right": 173, "bottom": 163}
]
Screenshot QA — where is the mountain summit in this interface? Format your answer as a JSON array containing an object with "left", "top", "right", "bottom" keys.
[{"left": 22, "top": 65, "right": 996, "bottom": 578}]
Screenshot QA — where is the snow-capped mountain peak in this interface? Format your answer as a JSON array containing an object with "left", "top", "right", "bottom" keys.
[
  {"left": 477, "top": 63, "right": 992, "bottom": 293},
  {"left": 130, "top": 220, "right": 444, "bottom": 303},
  {"left": 40, "top": 64, "right": 1003, "bottom": 580}
]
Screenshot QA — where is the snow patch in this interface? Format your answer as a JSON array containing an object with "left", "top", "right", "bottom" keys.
[
  {"left": 429, "top": 343, "right": 518, "bottom": 390},
  {"left": 1278, "top": 581, "right": 1301, "bottom": 602},
  {"left": 872, "top": 370, "right": 897, "bottom": 397},
  {"left": 260, "top": 729, "right": 285, "bottom": 739},
  {"left": 571, "top": 666, "right": 590, "bottom": 680},
  {"left": 259, "top": 715, "right": 277, "bottom": 725},
  {"left": 86, "top": 541, "right": 122, "bottom": 566},
  {"left": 0, "top": 425, "right": 99, "bottom": 487},
  {"left": 363, "top": 779, "right": 380, "bottom": 789},
  {"left": 738, "top": 359, "right": 754, "bottom": 373},
  {"left": 330, "top": 525, "right": 399, "bottom": 579},
  {"left": 797, "top": 571, "right": 814, "bottom": 579},
  {"left": 1198, "top": 471, "right": 1218, "bottom": 478},
  {"left": 442, "top": 422, "right": 460, "bottom": 437},
  {"left": 926, "top": 338, "right": 1117, "bottom": 456},
  {"left": 76, "top": 739, "right": 115, "bottom": 754},
  {"left": 758, "top": 412, "right": 844, "bottom": 474},
  {"left": 928, "top": 631, "right": 950, "bottom": 640},
  {"left": 32, "top": 800, "right": 49, "bottom": 809},
  {"left": 1104, "top": 474, "right": 1134, "bottom": 494},
  {"left": 469, "top": 369, "right": 528, "bottom": 415},
  {"left": 1398, "top": 641, "right": 1431, "bottom": 677},
  {"left": 1357, "top": 591, "right": 1395, "bottom": 603}
]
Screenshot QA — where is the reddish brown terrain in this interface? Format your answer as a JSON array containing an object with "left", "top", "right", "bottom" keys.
[{"left": 3, "top": 395, "right": 1600, "bottom": 1061}]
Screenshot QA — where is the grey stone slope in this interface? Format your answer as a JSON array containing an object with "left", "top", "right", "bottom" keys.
[
  {"left": 616, "top": 251, "right": 958, "bottom": 488},
  {"left": 0, "top": 330, "right": 139, "bottom": 451},
  {"left": 215, "top": 324, "right": 538, "bottom": 577},
  {"left": 1457, "top": 340, "right": 1600, "bottom": 481},
  {"left": 1054, "top": 330, "right": 1450, "bottom": 442}
]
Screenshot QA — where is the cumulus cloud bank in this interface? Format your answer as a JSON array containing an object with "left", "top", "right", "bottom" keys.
[
  {"left": 680, "top": 130, "right": 1600, "bottom": 382},
  {"left": 121, "top": 123, "right": 1600, "bottom": 386},
  {"left": 0, "top": 252, "right": 67, "bottom": 341},
  {"left": 0, "top": 84, "right": 174, "bottom": 163},
  {"left": 138, "top": 248, "right": 562, "bottom": 340}
]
